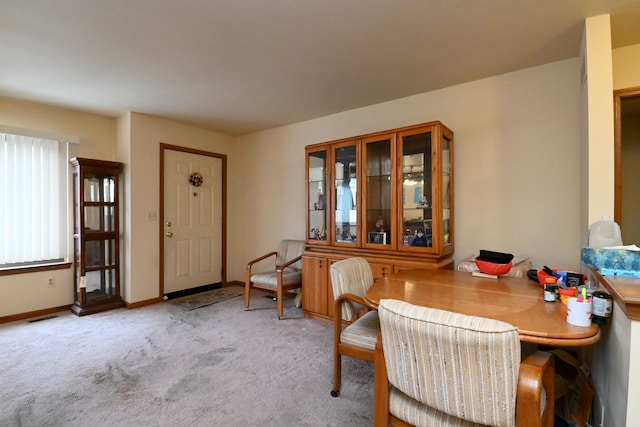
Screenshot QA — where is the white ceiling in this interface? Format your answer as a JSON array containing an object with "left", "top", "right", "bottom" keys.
[{"left": 2, "top": 0, "right": 639, "bottom": 136}]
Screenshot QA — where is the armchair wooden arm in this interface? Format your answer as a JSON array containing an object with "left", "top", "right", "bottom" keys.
[
  {"left": 245, "top": 252, "right": 277, "bottom": 306},
  {"left": 246, "top": 251, "right": 277, "bottom": 271},
  {"left": 516, "top": 351, "right": 555, "bottom": 427},
  {"left": 333, "top": 292, "right": 371, "bottom": 341},
  {"left": 276, "top": 254, "right": 303, "bottom": 273}
]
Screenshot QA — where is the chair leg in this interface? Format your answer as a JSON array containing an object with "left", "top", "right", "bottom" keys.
[
  {"left": 331, "top": 353, "right": 341, "bottom": 397},
  {"left": 277, "top": 287, "right": 284, "bottom": 320},
  {"left": 332, "top": 301, "right": 342, "bottom": 397},
  {"left": 244, "top": 281, "right": 251, "bottom": 311}
]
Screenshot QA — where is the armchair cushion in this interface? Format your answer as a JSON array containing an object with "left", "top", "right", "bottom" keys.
[
  {"left": 250, "top": 269, "right": 302, "bottom": 288},
  {"left": 389, "top": 387, "right": 477, "bottom": 427},
  {"left": 341, "top": 310, "right": 379, "bottom": 350}
]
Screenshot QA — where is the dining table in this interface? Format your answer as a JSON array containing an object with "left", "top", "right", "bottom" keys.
[{"left": 364, "top": 268, "right": 601, "bottom": 347}]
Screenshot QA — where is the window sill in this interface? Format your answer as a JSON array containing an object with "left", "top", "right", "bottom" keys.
[{"left": 0, "top": 262, "right": 72, "bottom": 276}]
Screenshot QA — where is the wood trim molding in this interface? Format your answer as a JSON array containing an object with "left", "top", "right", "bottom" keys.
[
  {"left": 0, "top": 305, "right": 72, "bottom": 324},
  {"left": 0, "top": 262, "right": 72, "bottom": 276},
  {"left": 124, "top": 297, "right": 163, "bottom": 309},
  {"left": 613, "top": 86, "right": 640, "bottom": 226}
]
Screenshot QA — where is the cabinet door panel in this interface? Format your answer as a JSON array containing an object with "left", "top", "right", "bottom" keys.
[
  {"left": 440, "top": 130, "right": 453, "bottom": 252},
  {"left": 398, "top": 126, "right": 438, "bottom": 254},
  {"left": 362, "top": 134, "right": 395, "bottom": 250},
  {"left": 306, "top": 148, "right": 329, "bottom": 244},
  {"left": 333, "top": 142, "right": 358, "bottom": 246},
  {"left": 302, "top": 257, "right": 329, "bottom": 315}
]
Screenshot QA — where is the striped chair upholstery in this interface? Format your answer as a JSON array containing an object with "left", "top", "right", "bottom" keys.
[
  {"left": 244, "top": 239, "right": 306, "bottom": 319},
  {"left": 329, "top": 257, "right": 380, "bottom": 397},
  {"left": 378, "top": 299, "right": 521, "bottom": 427},
  {"left": 330, "top": 257, "right": 374, "bottom": 322}
]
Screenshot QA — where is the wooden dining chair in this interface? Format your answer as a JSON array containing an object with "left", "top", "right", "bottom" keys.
[
  {"left": 244, "top": 239, "right": 306, "bottom": 319},
  {"left": 374, "top": 299, "right": 555, "bottom": 427},
  {"left": 329, "top": 257, "right": 380, "bottom": 397}
]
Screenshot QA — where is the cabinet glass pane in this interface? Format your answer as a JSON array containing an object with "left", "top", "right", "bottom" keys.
[
  {"left": 84, "top": 206, "right": 115, "bottom": 232},
  {"left": 85, "top": 269, "right": 117, "bottom": 298},
  {"left": 308, "top": 151, "right": 327, "bottom": 240},
  {"left": 85, "top": 239, "right": 116, "bottom": 268},
  {"left": 84, "top": 173, "right": 115, "bottom": 202},
  {"left": 401, "top": 132, "right": 433, "bottom": 247},
  {"left": 335, "top": 145, "right": 357, "bottom": 243},
  {"left": 365, "top": 139, "right": 391, "bottom": 246},
  {"left": 441, "top": 135, "right": 452, "bottom": 245}
]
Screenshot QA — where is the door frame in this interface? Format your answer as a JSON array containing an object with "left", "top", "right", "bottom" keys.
[
  {"left": 613, "top": 86, "right": 640, "bottom": 227},
  {"left": 159, "top": 143, "right": 227, "bottom": 297}
]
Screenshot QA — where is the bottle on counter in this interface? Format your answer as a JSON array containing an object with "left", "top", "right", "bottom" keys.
[
  {"left": 544, "top": 277, "right": 558, "bottom": 303},
  {"left": 592, "top": 291, "right": 613, "bottom": 325}
]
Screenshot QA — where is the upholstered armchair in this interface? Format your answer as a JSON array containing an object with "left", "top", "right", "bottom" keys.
[
  {"left": 329, "top": 257, "right": 380, "bottom": 397},
  {"left": 244, "top": 239, "right": 306, "bottom": 320},
  {"left": 374, "top": 299, "right": 555, "bottom": 427}
]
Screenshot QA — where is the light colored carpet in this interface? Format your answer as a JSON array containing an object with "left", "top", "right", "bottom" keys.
[
  {"left": 0, "top": 287, "right": 373, "bottom": 426},
  {"left": 168, "top": 287, "right": 244, "bottom": 310}
]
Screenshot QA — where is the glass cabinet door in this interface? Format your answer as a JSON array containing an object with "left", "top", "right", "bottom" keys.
[
  {"left": 307, "top": 149, "right": 328, "bottom": 243},
  {"left": 333, "top": 142, "right": 358, "bottom": 245},
  {"left": 363, "top": 134, "right": 394, "bottom": 248},
  {"left": 399, "top": 128, "right": 434, "bottom": 251},
  {"left": 440, "top": 130, "right": 453, "bottom": 249}
]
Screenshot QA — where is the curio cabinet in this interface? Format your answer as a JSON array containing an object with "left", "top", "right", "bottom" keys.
[
  {"left": 303, "top": 121, "right": 454, "bottom": 321},
  {"left": 70, "top": 157, "right": 124, "bottom": 316}
]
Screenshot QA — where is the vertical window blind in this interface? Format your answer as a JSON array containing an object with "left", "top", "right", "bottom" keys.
[{"left": 0, "top": 132, "right": 68, "bottom": 267}]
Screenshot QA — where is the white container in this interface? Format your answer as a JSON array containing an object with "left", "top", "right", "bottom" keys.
[
  {"left": 588, "top": 215, "right": 622, "bottom": 248},
  {"left": 566, "top": 297, "right": 593, "bottom": 327}
]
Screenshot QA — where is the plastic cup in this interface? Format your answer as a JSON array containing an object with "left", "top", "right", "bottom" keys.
[{"left": 566, "top": 297, "right": 592, "bottom": 327}]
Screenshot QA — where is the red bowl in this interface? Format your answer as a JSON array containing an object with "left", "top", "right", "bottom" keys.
[{"left": 475, "top": 258, "right": 513, "bottom": 275}]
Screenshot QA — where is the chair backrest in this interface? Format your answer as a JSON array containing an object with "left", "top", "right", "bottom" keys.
[
  {"left": 329, "top": 257, "right": 374, "bottom": 321},
  {"left": 275, "top": 239, "right": 306, "bottom": 270},
  {"left": 378, "top": 299, "right": 521, "bottom": 427}
]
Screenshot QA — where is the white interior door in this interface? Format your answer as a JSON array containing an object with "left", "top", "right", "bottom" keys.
[{"left": 163, "top": 149, "right": 222, "bottom": 294}]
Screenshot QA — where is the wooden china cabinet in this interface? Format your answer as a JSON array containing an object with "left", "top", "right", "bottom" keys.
[
  {"left": 70, "top": 157, "right": 124, "bottom": 316},
  {"left": 302, "top": 121, "right": 454, "bottom": 321}
]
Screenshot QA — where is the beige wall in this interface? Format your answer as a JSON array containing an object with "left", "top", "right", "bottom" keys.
[
  {"left": 0, "top": 97, "right": 117, "bottom": 317},
  {"left": 233, "top": 58, "right": 583, "bottom": 281},
  {"left": 585, "top": 14, "right": 640, "bottom": 424},
  {"left": 1, "top": 26, "right": 638, "bottom": 426},
  {"left": 0, "top": 100, "right": 235, "bottom": 316},
  {"left": 0, "top": 57, "right": 586, "bottom": 316},
  {"left": 611, "top": 40, "right": 640, "bottom": 427},
  {"left": 613, "top": 43, "right": 640, "bottom": 90},
  {"left": 122, "top": 113, "right": 234, "bottom": 303},
  {"left": 583, "top": 15, "right": 615, "bottom": 228}
]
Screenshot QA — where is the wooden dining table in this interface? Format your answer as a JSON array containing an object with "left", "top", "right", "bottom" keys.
[{"left": 365, "top": 268, "right": 601, "bottom": 347}]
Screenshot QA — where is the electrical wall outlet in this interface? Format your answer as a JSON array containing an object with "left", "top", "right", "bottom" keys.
[{"left": 47, "top": 277, "right": 55, "bottom": 288}]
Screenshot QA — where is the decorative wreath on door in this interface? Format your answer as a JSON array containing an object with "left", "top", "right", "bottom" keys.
[{"left": 189, "top": 172, "right": 203, "bottom": 187}]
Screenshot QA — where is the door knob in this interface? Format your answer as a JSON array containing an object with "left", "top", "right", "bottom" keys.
[
  {"left": 166, "top": 231, "right": 173, "bottom": 237},
  {"left": 166, "top": 221, "right": 172, "bottom": 227}
]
